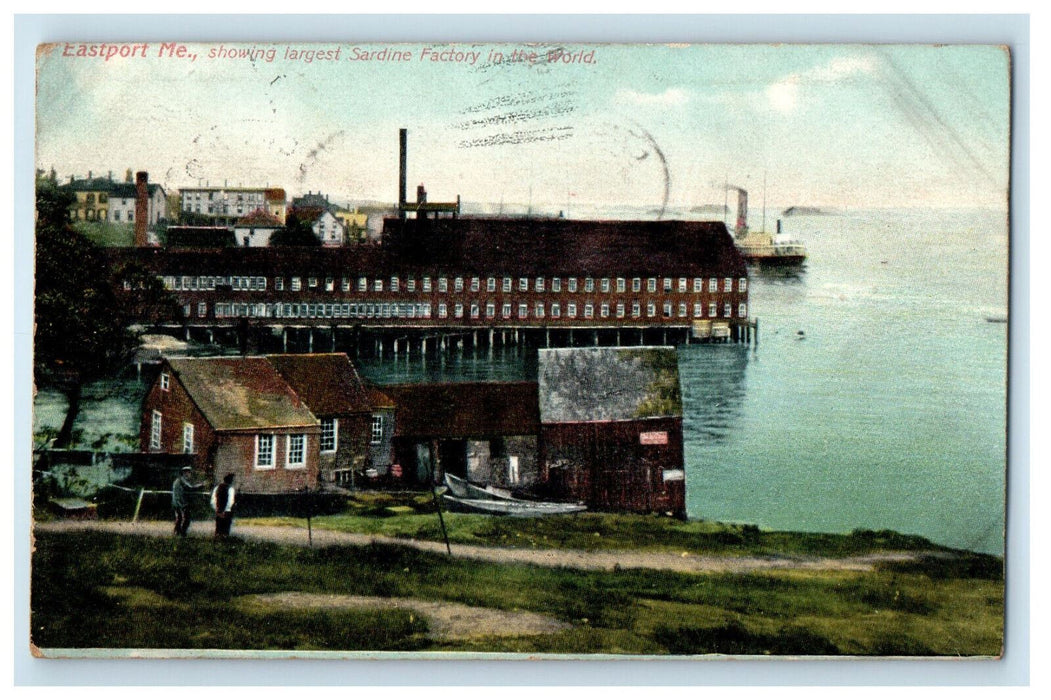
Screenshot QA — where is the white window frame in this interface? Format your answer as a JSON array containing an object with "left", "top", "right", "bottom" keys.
[
  {"left": 709, "top": 277, "right": 718, "bottom": 292},
  {"left": 320, "top": 418, "right": 338, "bottom": 453},
  {"left": 160, "top": 372, "right": 170, "bottom": 391},
  {"left": 286, "top": 434, "right": 306, "bottom": 469},
  {"left": 739, "top": 303, "right": 748, "bottom": 318},
  {"left": 502, "top": 277, "right": 512, "bottom": 292},
  {"left": 370, "top": 416, "right": 384, "bottom": 445},
  {"left": 150, "top": 411, "right": 162, "bottom": 450},
  {"left": 551, "top": 277, "right": 562, "bottom": 293},
  {"left": 487, "top": 277, "right": 496, "bottom": 292},
  {"left": 255, "top": 434, "right": 275, "bottom": 470},
  {"left": 182, "top": 423, "right": 194, "bottom": 454},
  {"left": 647, "top": 278, "right": 657, "bottom": 293},
  {"left": 693, "top": 278, "right": 703, "bottom": 293},
  {"left": 568, "top": 278, "right": 578, "bottom": 293},
  {"left": 739, "top": 277, "right": 748, "bottom": 293},
  {"left": 709, "top": 302, "right": 718, "bottom": 317}
]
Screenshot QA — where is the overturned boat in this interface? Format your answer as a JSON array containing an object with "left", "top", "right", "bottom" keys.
[{"left": 442, "top": 474, "right": 586, "bottom": 517}]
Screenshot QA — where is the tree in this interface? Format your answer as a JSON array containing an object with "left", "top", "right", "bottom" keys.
[
  {"left": 269, "top": 211, "right": 321, "bottom": 246},
  {"left": 35, "top": 182, "right": 136, "bottom": 448}
]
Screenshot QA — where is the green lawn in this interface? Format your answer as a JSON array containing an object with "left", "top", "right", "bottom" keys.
[
  {"left": 249, "top": 492, "right": 969, "bottom": 558},
  {"left": 31, "top": 529, "right": 1004, "bottom": 656}
]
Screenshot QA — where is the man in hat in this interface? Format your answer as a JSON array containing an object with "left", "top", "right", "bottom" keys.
[
  {"left": 172, "top": 466, "right": 205, "bottom": 537},
  {"left": 210, "top": 473, "right": 236, "bottom": 538}
]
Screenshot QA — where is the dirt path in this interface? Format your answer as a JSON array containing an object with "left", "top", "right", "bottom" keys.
[
  {"left": 241, "top": 592, "right": 572, "bottom": 641},
  {"left": 34, "top": 519, "right": 937, "bottom": 574}
]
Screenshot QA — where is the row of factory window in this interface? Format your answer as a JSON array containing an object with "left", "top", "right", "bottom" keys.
[
  {"left": 162, "top": 274, "right": 748, "bottom": 295},
  {"left": 203, "top": 300, "right": 748, "bottom": 320}
]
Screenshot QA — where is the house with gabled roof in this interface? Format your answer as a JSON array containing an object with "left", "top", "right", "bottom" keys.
[
  {"left": 289, "top": 206, "right": 347, "bottom": 247},
  {"left": 139, "top": 356, "right": 321, "bottom": 493},
  {"left": 234, "top": 209, "right": 283, "bottom": 247},
  {"left": 266, "top": 353, "right": 392, "bottom": 486}
]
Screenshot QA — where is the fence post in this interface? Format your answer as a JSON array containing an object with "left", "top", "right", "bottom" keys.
[{"left": 132, "top": 488, "right": 145, "bottom": 523}]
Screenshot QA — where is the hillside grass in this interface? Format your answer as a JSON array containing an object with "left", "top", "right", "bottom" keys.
[
  {"left": 31, "top": 529, "right": 1004, "bottom": 656},
  {"left": 247, "top": 492, "right": 963, "bottom": 558}
]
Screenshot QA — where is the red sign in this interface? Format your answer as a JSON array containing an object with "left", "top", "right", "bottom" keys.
[{"left": 639, "top": 431, "right": 668, "bottom": 445}]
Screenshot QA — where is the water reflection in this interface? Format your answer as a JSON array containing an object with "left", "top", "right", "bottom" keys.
[
  {"left": 678, "top": 344, "right": 749, "bottom": 445},
  {"left": 748, "top": 264, "right": 808, "bottom": 285}
]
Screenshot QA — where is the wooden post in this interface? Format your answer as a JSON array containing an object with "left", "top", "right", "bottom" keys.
[
  {"left": 132, "top": 488, "right": 145, "bottom": 523},
  {"left": 307, "top": 515, "right": 313, "bottom": 548}
]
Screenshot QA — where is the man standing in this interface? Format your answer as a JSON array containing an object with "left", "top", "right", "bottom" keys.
[
  {"left": 210, "top": 474, "right": 236, "bottom": 538},
  {"left": 171, "top": 466, "right": 203, "bottom": 537}
]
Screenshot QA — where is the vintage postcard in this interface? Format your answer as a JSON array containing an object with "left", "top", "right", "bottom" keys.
[{"left": 31, "top": 40, "right": 1010, "bottom": 659}]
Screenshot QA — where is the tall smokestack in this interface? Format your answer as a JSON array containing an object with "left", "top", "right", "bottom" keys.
[
  {"left": 135, "top": 171, "right": 149, "bottom": 246},
  {"left": 399, "top": 128, "right": 408, "bottom": 220},
  {"left": 735, "top": 188, "right": 748, "bottom": 238}
]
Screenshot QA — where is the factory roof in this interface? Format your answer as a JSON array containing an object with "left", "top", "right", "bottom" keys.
[{"left": 106, "top": 216, "right": 747, "bottom": 277}]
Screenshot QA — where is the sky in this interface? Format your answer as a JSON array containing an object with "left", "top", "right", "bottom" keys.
[{"left": 35, "top": 42, "right": 1011, "bottom": 212}]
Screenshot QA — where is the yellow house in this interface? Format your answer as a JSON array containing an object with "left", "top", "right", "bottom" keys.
[
  {"left": 65, "top": 177, "right": 111, "bottom": 222},
  {"left": 334, "top": 207, "right": 369, "bottom": 243}
]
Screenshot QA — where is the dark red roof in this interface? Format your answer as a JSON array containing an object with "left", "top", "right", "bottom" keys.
[
  {"left": 381, "top": 217, "right": 747, "bottom": 277},
  {"left": 266, "top": 353, "right": 373, "bottom": 416},
  {"left": 384, "top": 382, "right": 539, "bottom": 439},
  {"left": 236, "top": 209, "right": 282, "bottom": 227},
  {"left": 104, "top": 215, "right": 746, "bottom": 278}
]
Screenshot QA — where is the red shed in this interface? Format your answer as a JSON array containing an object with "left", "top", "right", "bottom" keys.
[{"left": 537, "top": 347, "right": 686, "bottom": 515}]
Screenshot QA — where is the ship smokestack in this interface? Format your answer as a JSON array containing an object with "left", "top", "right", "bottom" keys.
[
  {"left": 399, "top": 128, "right": 408, "bottom": 220},
  {"left": 134, "top": 171, "right": 149, "bottom": 246}
]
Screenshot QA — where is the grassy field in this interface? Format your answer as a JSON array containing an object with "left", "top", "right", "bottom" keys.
[
  {"left": 250, "top": 492, "right": 963, "bottom": 557},
  {"left": 31, "top": 524, "right": 1004, "bottom": 656}
]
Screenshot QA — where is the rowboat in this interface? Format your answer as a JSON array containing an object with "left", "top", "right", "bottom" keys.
[
  {"left": 441, "top": 493, "right": 587, "bottom": 517},
  {"left": 442, "top": 473, "right": 586, "bottom": 517}
]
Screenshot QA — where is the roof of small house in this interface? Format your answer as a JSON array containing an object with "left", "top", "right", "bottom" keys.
[
  {"left": 235, "top": 209, "right": 283, "bottom": 228},
  {"left": 537, "top": 347, "right": 682, "bottom": 424},
  {"left": 266, "top": 353, "right": 374, "bottom": 416},
  {"left": 383, "top": 382, "right": 539, "bottom": 439},
  {"left": 165, "top": 357, "right": 318, "bottom": 431},
  {"left": 366, "top": 386, "right": 396, "bottom": 410}
]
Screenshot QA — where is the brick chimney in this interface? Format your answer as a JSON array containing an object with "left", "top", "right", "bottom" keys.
[{"left": 134, "top": 171, "right": 149, "bottom": 246}]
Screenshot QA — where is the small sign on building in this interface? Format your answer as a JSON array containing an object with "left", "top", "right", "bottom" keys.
[{"left": 639, "top": 431, "right": 668, "bottom": 445}]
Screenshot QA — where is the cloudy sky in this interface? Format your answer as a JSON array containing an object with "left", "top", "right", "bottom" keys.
[{"left": 35, "top": 42, "right": 1010, "bottom": 212}]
